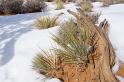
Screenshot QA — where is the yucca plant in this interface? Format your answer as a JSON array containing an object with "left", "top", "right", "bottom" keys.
[
  {"left": 33, "top": 9, "right": 117, "bottom": 82},
  {"left": 55, "top": 0, "right": 64, "bottom": 10},
  {"left": 33, "top": 19, "right": 97, "bottom": 81},
  {"left": 52, "top": 19, "right": 98, "bottom": 68},
  {"left": 79, "top": 1, "right": 93, "bottom": 12},
  {"left": 33, "top": 50, "right": 68, "bottom": 82},
  {"left": 32, "top": 51, "right": 58, "bottom": 77},
  {"left": 34, "top": 15, "right": 59, "bottom": 29}
]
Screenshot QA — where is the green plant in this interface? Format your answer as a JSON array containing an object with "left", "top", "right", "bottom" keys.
[
  {"left": 55, "top": 0, "right": 64, "bottom": 10},
  {"left": 34, "top": 16, "right": 59, "bottom": 29},
  {"left": 53, "top": 20, "right": 97, "bottom": 66}
]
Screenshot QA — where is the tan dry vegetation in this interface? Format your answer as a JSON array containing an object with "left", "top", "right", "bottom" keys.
[
  {"left": 78, "top": 1, "right": 93, "bottom": 12},
  {"left": 34, "top": 16, "right": 57, "bottom": 29},
  {"left": 101, "top": 0, "right": 124, "bottom": 6},
  {"left": 34, "top": 13, "right": 62, "bottom": 29},
  {"left": 55, "top": 0, "right": 64, "bottom": 10}
]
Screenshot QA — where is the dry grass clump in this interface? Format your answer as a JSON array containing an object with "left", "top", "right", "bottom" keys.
[
  {"left": 55, "top": 0, "right": 64, "bottom": 10},
  {"left": 32, "top": 52, "right": 59, "bottom": 78},
  {"left": 34, "top": 15, "right": 59, "bottom": 29},
  {"left": 101, "top": 0, "right": 124, "bottom": 6},
  {"left": 79, "top": 1, "right": 93, "bottom": 12},
  {"left": 101, "top": 0, "right": 113, "bottom": 6}
]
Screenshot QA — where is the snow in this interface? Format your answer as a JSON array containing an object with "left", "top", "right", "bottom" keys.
[
  {"left": 0, "top": 13, "right": 50, "bottom": 82},
  {"left": 92, "top": 2, "right": 124, "bottom": 81},
  {"left": 0, "top": 2, "right": 78, "bottom": 82},
  {"left": 1, "top": 1, "right": 124, "bottom": 82},
  {"left": 45, "top": 78, "right": 61, "bottom": 82}
]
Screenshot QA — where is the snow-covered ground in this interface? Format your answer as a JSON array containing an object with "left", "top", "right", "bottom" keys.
[
  {"left": 1, "top": 1, "right": 124, "bottom": 82},
  {"left": 0, "top": 2, "right": 77, "bottom": 82}
]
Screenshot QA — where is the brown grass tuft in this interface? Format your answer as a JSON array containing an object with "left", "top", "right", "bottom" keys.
[
  {"left": 55, "top": 0, "right": 64, "bottom": 10},
  {"left": 34, "top": 16, "right": 58, "bottom": 29}
]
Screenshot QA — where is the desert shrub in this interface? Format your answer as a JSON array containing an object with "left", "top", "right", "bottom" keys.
[
  {"left": 0, "top": 4, "right": 4, "bottom": 14},
  {"left": 79, "top": 1, "right": 93, "bottom": 12},
  {"left": 117, "top": 0, "right": 124, "bottom": 3},
  {"left": 55, "top": 0, "right": 64, "bottom": 10},
  {"left": 22, "top": 0, "right": 46, "bottom": 13},
  {"left": 34, "top": 15, "right": 59, "bottom": 29},
  {"left": 101, "top": 0, "right": 113, "bottom": 6},
  {"left": 0, "top": 0, "right": 46, "bottom": 15},
  {"left": 0, "top": 0, "right": 3, "bottom": 14},
  {"left": 101, "top": 0, "right": 124, "bottom": 6},
  {"left": 0, "top": 0, "right": 23, "bottom": 14}
]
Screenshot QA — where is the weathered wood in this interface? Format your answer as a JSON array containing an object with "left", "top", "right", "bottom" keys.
[
  {"left": 66, "top": 9, "right": 118, "bottom": 82},
  {"left": 54, "top": 9, "right": 118, "bottom": 82},
  {"left": 44, "top": 8, "right": 118, "bottom": 82}
]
